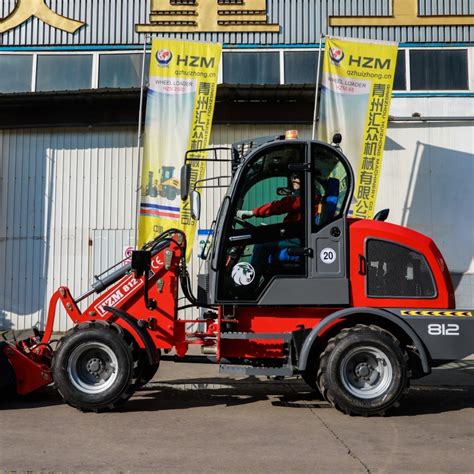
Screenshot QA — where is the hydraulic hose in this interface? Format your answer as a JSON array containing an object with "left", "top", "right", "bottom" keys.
[
  {"left": 87, "top": 227, "right": 210, "bottom": 309},
  {"left": 90, "top": 229, "right": 185, "bottom": 294}
]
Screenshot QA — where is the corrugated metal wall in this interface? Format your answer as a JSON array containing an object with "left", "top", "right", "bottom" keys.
[
  {"left": 0, "top": 124, "right": 313, "bottom": 331},
  {"left": 0, "top": 127, "right": 140, "bottom": 331},
  {"left": 0, "top": 1, "right": 473, "bottom": 46},
  {"left": 1, "top": 117, "right": 473, "bottom": 331}
]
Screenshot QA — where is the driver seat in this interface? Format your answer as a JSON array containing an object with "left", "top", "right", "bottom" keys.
[{"left": 314, "top": 177, "right": 340, "bottom": 226}]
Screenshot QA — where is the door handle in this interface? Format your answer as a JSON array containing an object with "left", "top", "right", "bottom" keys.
[
  {"left": 287, "top": 247, "right": 313, "bottom": 258},
  {"left": 229, "top": 234, "right": 252, "bottom": 242},
  {"left": 358, "top": 254, "right": 367, "bottom": 275}
]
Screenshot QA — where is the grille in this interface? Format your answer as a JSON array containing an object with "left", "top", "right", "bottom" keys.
[{"left": 366, "top": 240, "right": 436, "bottom": 298}]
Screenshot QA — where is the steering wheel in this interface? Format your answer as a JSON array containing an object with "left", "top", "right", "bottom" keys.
[{"left": 234, "top": 216, "right": 256, "bottom": 230}]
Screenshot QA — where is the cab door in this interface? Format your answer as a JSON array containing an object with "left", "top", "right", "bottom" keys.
[
  {"left": 215, "top": 142, "right": 308, "bottom": 304},
  {"left": 305, "top": 142, "right": 353, "bottom": 305}
]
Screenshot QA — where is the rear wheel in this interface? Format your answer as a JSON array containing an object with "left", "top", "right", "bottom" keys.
[
  {"left": 300, "top": 347, "right": 322, "bottom": 396},
  {"left": 52, "top": 322, "right": 137, "bottom": 412},
  {"left": 317, "top": 324, "right": 409, "bottom": 416}
]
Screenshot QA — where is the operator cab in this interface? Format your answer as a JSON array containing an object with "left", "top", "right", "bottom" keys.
[{"left": 182, "top": 133, "right": 354, "bottom": 306}]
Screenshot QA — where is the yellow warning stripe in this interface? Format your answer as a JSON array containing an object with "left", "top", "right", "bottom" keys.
[{"left": 400, "top": 310, "right": 472, "bottom": 317}]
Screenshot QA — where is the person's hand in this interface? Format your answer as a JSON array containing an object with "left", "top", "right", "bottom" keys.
[{"left": 236, "top": 210, "right": 253, "bottom": 219}]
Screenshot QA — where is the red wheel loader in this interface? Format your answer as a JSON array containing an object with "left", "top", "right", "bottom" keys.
[{"left": 1, "top": 133, "right": 473, "bottom": 416}]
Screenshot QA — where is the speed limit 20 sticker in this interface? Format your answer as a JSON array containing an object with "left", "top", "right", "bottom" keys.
[{"left": 320, "top": 247, "right": 337, "bottom": 264}]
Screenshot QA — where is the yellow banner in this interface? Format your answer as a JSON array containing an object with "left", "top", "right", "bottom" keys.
[
  {"left": 317, "top": 36, "right": 398, "bottom": 219},
  {"left": 138, "top": 39, "right": 222, "bottom": 259}
]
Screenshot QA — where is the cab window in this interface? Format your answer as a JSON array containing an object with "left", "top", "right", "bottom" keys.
[
  {"left": 366, "top": 239, "right": 436, "bottom": 298},
  {"left": 311, "top": 144, "right": 349, "bottom": 230},
  {"left": 218, "top": 143, "right": 306, "bottom": 301}
]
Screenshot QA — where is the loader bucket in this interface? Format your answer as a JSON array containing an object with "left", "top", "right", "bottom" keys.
[{"left": 0, "top": 329, "right": 53, "bottom": 397}]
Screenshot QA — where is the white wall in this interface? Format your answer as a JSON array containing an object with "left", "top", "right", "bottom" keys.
[
  {"left": 383, "top": 98, "right": 474, "bottom": 307},
  {"left": 0, "top": 128, "right": 140, "bottom": 331}
]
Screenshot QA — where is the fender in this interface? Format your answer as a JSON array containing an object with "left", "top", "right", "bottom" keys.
[
  {"left": 297, "top": 307, "right": 430, "bottom": 373},
  {"left": 104, "top": 306, "right": 159, "bottom": 365}
]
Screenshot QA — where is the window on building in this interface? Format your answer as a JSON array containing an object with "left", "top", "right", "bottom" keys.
[
  {"left": 410, "top": 49, "right": 468, "bottom": 90},
  {"left": 99, "top": 53, "right": 150, "bottom": 88},
  {"left": 36, "top": 55, "right": 93, "bottom": 92},
  {"left": 393, "top": 50, "right": 406, "bottom": 91},
  {"left": 284, "top": 51, "right": 320, "bottom": 84},
  {"left": 0, "top": 55, "right": 33, "bottom": 93},
  {"left": 223, "top": 52, "right": 280, "bottom": 84}
]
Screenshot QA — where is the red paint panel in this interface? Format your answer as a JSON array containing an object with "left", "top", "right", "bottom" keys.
[{"left": 348, "top": 219, "right": 454, "bottom": 308}]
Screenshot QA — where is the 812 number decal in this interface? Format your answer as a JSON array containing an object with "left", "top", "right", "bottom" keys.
[{"left": 427, "top": 323, "right": 460, "bottom": 336}]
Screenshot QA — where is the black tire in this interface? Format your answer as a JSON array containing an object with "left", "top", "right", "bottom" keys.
[
  {"left": 317, "top": 324, "right": 409, "bottom": 416},
  {"left": 300, "top": 369, "right": 321, "bottom": 395},
  {"left": 52, "top": 321, "right": 137, "bottom": 412},
  {"left": 134, "top": 350, "right": 160, "bottom": 389},
  {"left": 299, "top": 346, "right": 322, "bottom": 396},
  {"left": 300, "top": 342, "right": 323, "bottom": 396}
]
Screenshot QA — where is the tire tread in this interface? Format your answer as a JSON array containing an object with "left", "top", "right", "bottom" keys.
[
  {"left": 52, "top": 321, "right": 139, "bottom": 412},
  {"left": 317, "top": 324, "right": 410, "bottom": 416}
]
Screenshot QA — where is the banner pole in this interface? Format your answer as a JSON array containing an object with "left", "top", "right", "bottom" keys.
[
  {"left": 135, "top": 34, "right": 148, "bottom": 246},
  {"left": 312, "top": 34, "right": 324, "bottom": 140}
]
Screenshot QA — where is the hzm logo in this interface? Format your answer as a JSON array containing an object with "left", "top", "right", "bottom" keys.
[
  {"left": 349, "top": 56, "right": 391, "bottom": 70},
  {"left": 97, "top": 289, "right": 125, "bottom": 315},
  {"left": 95, "top": 276, "right": 141, "bottom": 316},
  {"left": 176, "top": 55, "right": 216, "bottom": 68}
]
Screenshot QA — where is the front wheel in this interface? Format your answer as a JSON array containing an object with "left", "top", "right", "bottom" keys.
[
  {"left": 317, "top": 324, "right": 409, "bottom": 416},
  {"left": 52, "top": 322, "right": 137, "bottom": 412},
  {"left": 134, "top": 350, "right": 160, "bottom": 389}
]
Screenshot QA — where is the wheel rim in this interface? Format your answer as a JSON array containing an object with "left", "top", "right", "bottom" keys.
[
  {"left": 339, "top": 345, "right": 393, "bottom": 399},
  {"left": 67, "top": 342, "right": 119, "bottom": 394}
]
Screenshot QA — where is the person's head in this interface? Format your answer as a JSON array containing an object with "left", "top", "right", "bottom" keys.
[{"left": 289, "top": 173, "right": 301, "bottom": 191}]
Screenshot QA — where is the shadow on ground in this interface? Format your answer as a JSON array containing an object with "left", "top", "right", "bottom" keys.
[
  {"left": 0, "top": 385, "right": 62, "bottom": 410},
  {"left": 3, "top": 370, "right": 473, "bottom": 417}
]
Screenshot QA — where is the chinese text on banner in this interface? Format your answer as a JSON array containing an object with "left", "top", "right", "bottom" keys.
[
  {"left": 138, "top": 39, "right": 222, "bottom": 259},
  {"left": 317, "top": 36, "right": 398, "bottom": 219}
]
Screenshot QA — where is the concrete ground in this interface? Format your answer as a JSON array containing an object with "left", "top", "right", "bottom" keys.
[{"left": 1, "top": 357, "right": 474, "bottom": 473}]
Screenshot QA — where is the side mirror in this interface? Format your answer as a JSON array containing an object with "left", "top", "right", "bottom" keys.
[
  {"left": 180, "top": 164, "right": 192, "bottom": 201},
  {"left": 374, "top": 209, "right": 390, "bottom": 222},
  {"left": 191, "top": 190, "right": 201, "bottom": 220}
]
